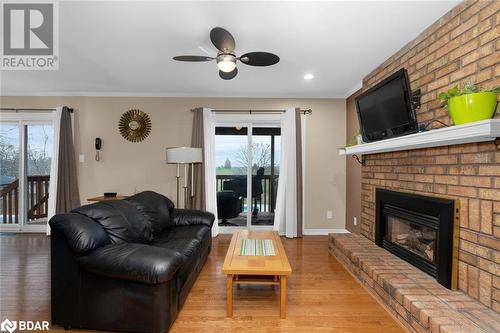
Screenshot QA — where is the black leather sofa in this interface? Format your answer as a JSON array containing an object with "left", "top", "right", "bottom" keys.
[{"left": 49, "top": 191, "right": 215, "bottom": 333}]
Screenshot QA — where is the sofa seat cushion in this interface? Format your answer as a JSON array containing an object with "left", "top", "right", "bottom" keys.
[
  {"left": 126, "top": 191, "right": 175, "bottom": 235},
  {"left": 158, "top": 225, "right": 211, "bottom": 244},
  {"left": 151, "top": 234, "right": 202, "bottom": 258},
  {"left": 72, "top": 200, "right": 153, "bottom": 244},
  {"left": 78, "top": 243, "right": 184, "bottom": 285},
  {"left": 151, "top": 227, "right": 211, "bottom": 293},
  {"left": 175, "top": 250, "right": 200, "bottom": 294}
]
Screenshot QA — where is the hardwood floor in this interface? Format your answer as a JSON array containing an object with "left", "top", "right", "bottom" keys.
[{"left": 0, "top": 233, "right": 405, "bottom": 333}]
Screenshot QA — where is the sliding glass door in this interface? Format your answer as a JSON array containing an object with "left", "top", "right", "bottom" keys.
[
  {"left": 250, "top": 128, "right": 280, "bottom": 227},
  {"left": 0, "top": 113, "right": 54, "bottom": 232},
  {"left": 215, "top": 126, "right": 249, "bottom": 227},
  {"left": 25, "top": 124, "right": 53, "bottom": 226},
  {"left": 0, "top": 123, "right": 20, "bottom": 225},
  {"left": 215, "top": 123, "right": 280, "bottom": 229}
]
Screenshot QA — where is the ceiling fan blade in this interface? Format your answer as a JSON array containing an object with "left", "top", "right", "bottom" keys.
[
  {"left": 239, "top": 52, "right": 280, "bottom": 66},
  {"left": 219, "top": 67, "right": 238, "bottom": 80},
  {"left": 210, "top": 27, "right": 235, "bottom": 52},
  {"left": 173, "top": 55, "right": 214, "bottom": 62}
]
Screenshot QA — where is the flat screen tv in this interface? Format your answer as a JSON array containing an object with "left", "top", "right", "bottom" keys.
[{"left": 355, "top": 68, "right": 418, "bottom": 142}]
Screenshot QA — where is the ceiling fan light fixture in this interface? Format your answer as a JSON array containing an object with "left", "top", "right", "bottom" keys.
[
  {"left": 217, "top": 54, "right": 236, "bottom": 73},
  {"left": 173, "top": 27, "right": 280, "bottom": 80}
]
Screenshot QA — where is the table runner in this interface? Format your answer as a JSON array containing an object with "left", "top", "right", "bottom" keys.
[{"left": 240, "top": 239, "right": 275, "bottom": 256}]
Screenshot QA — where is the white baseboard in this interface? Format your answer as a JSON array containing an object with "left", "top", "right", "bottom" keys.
[
  {"left": 302, "top": 228, "right": 350, "bottom": 236},
  {"left": 217, "top": 226, "right": 274, "bottom": 235},
  {"left": 0, "top": 224, "right": 46, "bottom": 233},
  {"left": 216, "top": 227, "right": 350, "bottom": 236}
]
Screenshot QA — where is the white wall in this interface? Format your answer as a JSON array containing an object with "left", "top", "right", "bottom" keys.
[{"left": 0, "top": 96, "right": 346, "bottom": 230}]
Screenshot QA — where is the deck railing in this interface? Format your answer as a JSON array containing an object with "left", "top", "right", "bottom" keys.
[
  {"left": 216, "top": 174, "right": 278, "bottom": 213},
  {"left": 0, "top": 175, "right": 50, "bottom": 224}
]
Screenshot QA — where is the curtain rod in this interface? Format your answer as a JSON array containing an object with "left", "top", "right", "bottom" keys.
[
  {"left": 201, "top": 109, "right": 312, "bottom": 115},
  {"left": 0, "top": 107, "right": 74, "bottom": 113}
]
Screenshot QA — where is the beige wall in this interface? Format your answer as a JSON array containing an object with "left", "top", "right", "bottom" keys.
[
  {"left": 345, "top": 90, "right": 361, "bottom": 233},
  {"left": 0, "top": 96, "right": 346, "bottom": 230}
]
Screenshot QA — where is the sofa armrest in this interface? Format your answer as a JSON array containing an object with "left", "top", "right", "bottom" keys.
[
  {"left": 172, "top": 209, "right": 215, "bottom": 228},
  {"left": 49, "top": 213, "right": 111, "bottom": 253},
  {"left": 78, "top": 243, "right": 184, "bottom": 284}
]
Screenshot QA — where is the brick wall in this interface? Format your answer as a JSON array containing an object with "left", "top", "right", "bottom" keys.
[
  {"left": 359, "top": 0, "right": 500, "bottom": 312},
  {"left": 363, "top": 1, "right": 499, "bottom": 124}
]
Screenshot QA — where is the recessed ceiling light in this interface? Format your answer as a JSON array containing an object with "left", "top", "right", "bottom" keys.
[{"left": 304, "top": 74, "right": 314, "bottom": 80}]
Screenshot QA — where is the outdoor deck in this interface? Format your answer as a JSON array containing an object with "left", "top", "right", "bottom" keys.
[
  {"left": 0, "top": 175, "right": 49, "bottom": 224},
  {"left": 217, "top": 174, "right": 277, "bottom": 227}
]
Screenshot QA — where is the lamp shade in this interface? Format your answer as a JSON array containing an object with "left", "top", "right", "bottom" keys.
[{"left": 166, "top": 147, "right": 203, "bottom": 164}]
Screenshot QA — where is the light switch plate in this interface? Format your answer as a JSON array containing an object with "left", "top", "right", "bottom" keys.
[
  {"left": 79, "top": 154, "right": 85, "bottom": 163},
  {"left": 326, "top": 210, "right": 333, "bottom": 219}
]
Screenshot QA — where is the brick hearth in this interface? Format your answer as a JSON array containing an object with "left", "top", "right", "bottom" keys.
[{"left": 329, "top": 233, "right": 500, "bottom": 333}]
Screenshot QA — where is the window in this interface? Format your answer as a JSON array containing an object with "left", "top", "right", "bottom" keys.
[{"left": 0, "top": 112, "right": 55, "bottom": 232}]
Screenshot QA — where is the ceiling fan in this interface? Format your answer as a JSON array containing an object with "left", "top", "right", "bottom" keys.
[{"left": 173, "top": 27, "right": 280, "bottom": 80}]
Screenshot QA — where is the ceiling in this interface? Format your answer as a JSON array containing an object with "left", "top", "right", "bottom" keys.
[{"left": 1, "top": 1, "right": 459, "bottom": 98}]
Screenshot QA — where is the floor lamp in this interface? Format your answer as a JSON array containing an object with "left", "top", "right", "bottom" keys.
[{"left": 166, "top": 147, "right": 203, "bottom": 208}]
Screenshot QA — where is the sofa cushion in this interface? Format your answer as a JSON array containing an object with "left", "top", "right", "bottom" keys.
[
  {"left": 78, "top": 243, "right": 184, "bottom": 284},
  {"left": 151, "top": 235, "right": 201, "bottom": 258},
  {"left": 172, "top": 209, "right": 215, "bottom": 228},
  {"left": 174, "top": 249, "right": 200, "bottom": 293},
  {"left": 159, "top": 225, "right": 211, "bottom": 245},
  {"left": 72, "top": 200, "right": 153, "bottom": 244},
  {"left": 126, "top": 191, "right": 175, "bottom": 234},
  {"left": 49, "top": 213, "right": 111, "bottom": 253},
  {"left": 152, "top": 229, "right": 207, "bottom": 292}
]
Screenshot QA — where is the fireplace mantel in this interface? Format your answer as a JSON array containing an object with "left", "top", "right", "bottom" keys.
[{"left": 339, "top": 119, "right": 500, "bottom": 156}]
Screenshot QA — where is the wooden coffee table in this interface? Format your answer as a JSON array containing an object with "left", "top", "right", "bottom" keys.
[{"left": 222, "top": 230, "right": 292, "bottom": 318}]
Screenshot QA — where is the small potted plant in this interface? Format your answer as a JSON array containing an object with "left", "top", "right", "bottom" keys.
[
  {"left": 438, "top": 83, "right": 499, "bottom": 125},
  {"left": 343, "top": 130, "right": 362, "bottom": 148}
]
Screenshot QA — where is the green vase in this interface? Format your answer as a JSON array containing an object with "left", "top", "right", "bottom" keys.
[{"left": 447, "top": 92, "right": 498, "bottom": 125}]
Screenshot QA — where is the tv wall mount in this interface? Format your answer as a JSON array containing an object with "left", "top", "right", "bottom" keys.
[{"left": 412, "top": 89, "right": 421, "bottom": 110}]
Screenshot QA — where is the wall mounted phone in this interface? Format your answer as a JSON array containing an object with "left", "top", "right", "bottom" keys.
[{"left": 95, "top": 138, "right": 102, "bottom": 161}]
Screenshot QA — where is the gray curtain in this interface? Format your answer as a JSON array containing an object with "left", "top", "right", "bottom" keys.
[
  {"left": 188, "top": 108, "right": 205, "bottom": 210},
  {"left": 295, "top": 108, "right": 303, "bottom": 237},
  {"left": 55, "top": 107, "right": 80, "bottom": 213}
]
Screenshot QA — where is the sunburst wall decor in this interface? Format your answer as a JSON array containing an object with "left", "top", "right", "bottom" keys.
[{"left": 118, "top": 109, "right": 152, "bottom": 142}]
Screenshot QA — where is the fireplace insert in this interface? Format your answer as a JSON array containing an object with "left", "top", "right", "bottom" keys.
[{"left": 375, "top": 189, "right": 459, "bottom": 289}]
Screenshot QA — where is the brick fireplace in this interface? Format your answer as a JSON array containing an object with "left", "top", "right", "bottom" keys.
[
  {"left": 334, "top": 141, "right": 500, "bottom": 332},
  {"left": 355, "top": 0, "right": 500, "bottom": 313},
  {"left": 332, "top": 1, "right": 500, "bottom": 331},
  {"left": 361, "top": 142, "right": 500, "bottom": 311}
]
